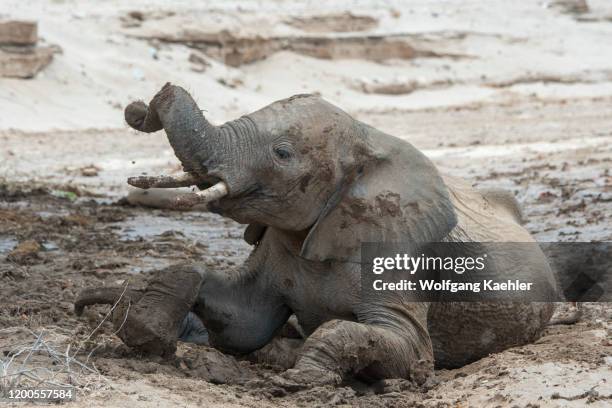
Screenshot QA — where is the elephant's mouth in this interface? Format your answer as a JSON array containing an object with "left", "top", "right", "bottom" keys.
[
  {"left": 127, "top": 170, "right": 268, "bottom": 217},
  {"left": 206, "top": 183, "right": 279, "bottom": 222},
  {"left": 127, "top": 172, "right": 231, "bottom": 210}
]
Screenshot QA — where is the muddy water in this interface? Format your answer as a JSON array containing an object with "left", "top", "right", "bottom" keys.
[
  {"left": 112, "top": 210, "right": 251, "bottom": 273},
  {"left": 0, "top": 236, "right": 17, "bottom": 253},
  {"left": 0, "top": 188, "right": 251, "bottom": 282},
  {"left": 114, "top": 212, "right": 248, "bottom": 254},
  {"left": 1, "top": 149, "right": 610, "bottom": 407}
]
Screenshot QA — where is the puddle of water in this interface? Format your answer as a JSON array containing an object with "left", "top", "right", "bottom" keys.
[
  {"left": 42, "top": 241, "right": 59, "bottom": 251},
  {"left": 0, "top": 236, "right": 17, "bottom": 254},
  {"left": 87, "top": 197, "right": 118, "bottom": 205},
  {"left": 0, "top": 237, "right": 60, "bottom": 254},
  {"left": 36, "top": 209, "right": 70, "bottom": 219},
  {"left": 424, "top": 136, "right": 612, "bottom": 160},
  {"left": 113, "top": 212, "right": 251, "bottom": 256},
  {"left": 129, "top": 256, "right": 175, "bottom": 275}
]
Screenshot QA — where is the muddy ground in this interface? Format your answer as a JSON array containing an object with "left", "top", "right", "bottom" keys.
[
  {"left": 1, "top": 0, "right": 612, "bottom": 407},
  {"left": 1, "top": 94, "right": 610, "bottom": 407}
]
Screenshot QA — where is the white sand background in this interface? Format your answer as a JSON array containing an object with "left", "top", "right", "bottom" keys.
[{"left": 1, "top": 0, "right": 612, "bottom": 131}]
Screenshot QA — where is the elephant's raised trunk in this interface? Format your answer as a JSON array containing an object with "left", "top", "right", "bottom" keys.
[
  {"left": 124, "top": 83, "right": 218, "bottom": 175},
  {"left": 124, "top": 83, "right": 229, "bottom": 208}
]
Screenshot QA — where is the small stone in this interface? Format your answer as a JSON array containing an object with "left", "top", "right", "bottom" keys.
[
  {"left": 80, "top": 165, "right": 100, "bottom": 177},
  {"left": 7, "top": 240, "right": 41, "bottom": 265}
]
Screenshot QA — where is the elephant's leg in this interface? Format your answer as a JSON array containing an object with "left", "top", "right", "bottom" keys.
[
  {"left": 193, "top": 267, "right": 292, "bottom": 355},
  {"left": 275, "top": 303, "right": 433, "bottom": 388},
  {"left": 179, "top": 311, "right": 303, "bottom": 351},
  {"left": 73, "top": 263, "right": 203, "bottom": 356},
  {"left": 248, "top": 337, "right": 304, "bottom": 370},
  {"left": 116, "top": 263, "right": 204, "bottom": 357},
  {"left": 248, "top": 316, "right": 306, "bottom": 369},
  {"left": 117, "top": 263, "right": 290, "bottom": 356},
  {"left": 76, "top": 261, "right": 291, "bottom": 356},
  {"left": 178, "top": 311, "right": 210, "bottom": 345}
]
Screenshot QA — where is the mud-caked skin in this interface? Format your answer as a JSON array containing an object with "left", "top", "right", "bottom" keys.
[
  {"left": 117, "top": 264, "right": 203, "bottom": 357},
  {"left": 76, "top": 264, "right": 204, "bottom": 357},
  {"left": 77, "top": 84, "right": 556, "bottom": 388}
]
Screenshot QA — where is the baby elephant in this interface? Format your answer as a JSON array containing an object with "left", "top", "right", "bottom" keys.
[{"left": 76, "top": 84, "right": 556, "bottom": 388}]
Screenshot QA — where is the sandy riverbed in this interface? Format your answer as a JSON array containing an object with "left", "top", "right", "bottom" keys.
[{"left": 1, "top": 1, "right": 611, "bottom": 406}]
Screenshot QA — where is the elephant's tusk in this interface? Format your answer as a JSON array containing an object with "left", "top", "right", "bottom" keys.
[
  {"left": 173, "top": 181, "right": 229, "bottom": 209},
  {"left": 127, "top": 173, "right": 198, "bottom": 189}
]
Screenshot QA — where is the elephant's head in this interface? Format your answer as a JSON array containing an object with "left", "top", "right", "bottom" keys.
[{"left": 125, "top": 84, "right": 457, "bottom": 261}]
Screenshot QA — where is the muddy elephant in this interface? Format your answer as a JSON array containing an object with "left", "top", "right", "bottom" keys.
[{"left": 76, "top": 84, "right": 557, "bottom": 387}]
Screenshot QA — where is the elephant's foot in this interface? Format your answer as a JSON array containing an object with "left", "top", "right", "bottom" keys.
[
  {"left": 248, "top": 337, "right": 304, "bottom": 370},
  {"left": 278, "top": 318, "right": 433, "bottom": 389},
  {"left": 247, "top": 364, "right": 341, "bottom": 394},
  {"left": 75, "top": 264, "right": 204, "bottom": 357},
  {"left": 248, "top": 318, "right": 433, "bottom": 393},
  {"left": 271, "top": 366, "right": 342, "bottom": 391},
  {"left": 116, "top": 264, "right": 204, "bottom": 357}
]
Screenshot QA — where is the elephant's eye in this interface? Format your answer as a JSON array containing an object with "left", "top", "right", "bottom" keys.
[{"left": 274, "top": 146, "right": 294, "bottom": 160}]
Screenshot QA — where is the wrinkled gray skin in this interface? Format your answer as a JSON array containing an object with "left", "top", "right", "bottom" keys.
[{"left": 119, "top": 84, "right": 556, "bottom": 386}]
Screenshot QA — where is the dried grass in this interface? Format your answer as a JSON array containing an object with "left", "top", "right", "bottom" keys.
[
  {"left": 0, "top": 327, "right": 107, "bottom": 397},
  {"left": 0, "top": 281, "right": 131, "bottom": 397}
]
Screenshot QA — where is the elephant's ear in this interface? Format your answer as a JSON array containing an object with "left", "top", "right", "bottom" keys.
[{"left": 300, "top": 134, "right": 457, "bottom": 263}]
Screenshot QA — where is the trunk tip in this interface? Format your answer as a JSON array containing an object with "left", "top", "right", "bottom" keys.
[
  {"left": 125, "top": 101, "right": 148, "bottom": 129},
  {"left": 125, "top": 99, "right": 164, "bottom": 133}
]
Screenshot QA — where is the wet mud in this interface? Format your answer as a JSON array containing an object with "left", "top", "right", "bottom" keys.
[{"left": 0, "top": 147, "right": 610, "bottom": 406}]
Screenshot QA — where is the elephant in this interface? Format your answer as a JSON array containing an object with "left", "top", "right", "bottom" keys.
[{"left": 75, "top": 83, "right": 557, "bottom": 388}]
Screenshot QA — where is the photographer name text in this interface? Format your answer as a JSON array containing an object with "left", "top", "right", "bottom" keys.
[
  {"left": 371, "top": 254, "right": 533, "bottom": 293},
  {"left": 372, "top": 279, "right": 533, "bottom": 292}
]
